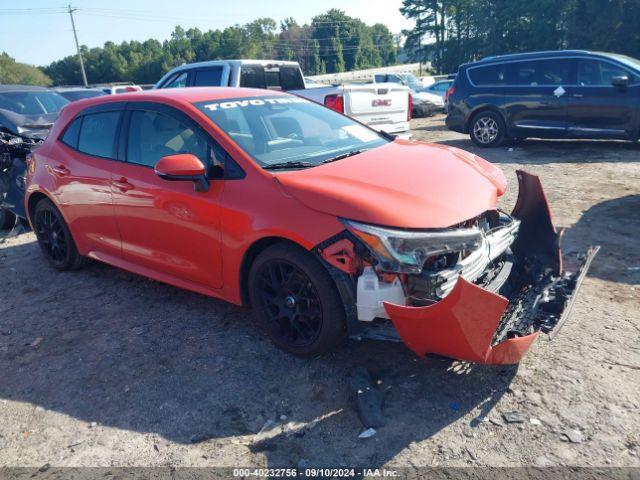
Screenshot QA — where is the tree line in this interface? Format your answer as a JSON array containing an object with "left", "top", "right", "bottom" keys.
[
  {"left": 38, "top": 9, "right": 397, "bottom": 86},
  {"left": 401, "top": 0, "right": 640, "bottom": 74}
]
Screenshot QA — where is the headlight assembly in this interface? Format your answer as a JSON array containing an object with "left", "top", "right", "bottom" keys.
[{"left": 342, "top": 219, "right": 483, "bottom": 273}]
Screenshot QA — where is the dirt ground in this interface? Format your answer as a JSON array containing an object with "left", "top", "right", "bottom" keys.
[{"left": 1, "top": 114, "right": 639, "bottom": 470}]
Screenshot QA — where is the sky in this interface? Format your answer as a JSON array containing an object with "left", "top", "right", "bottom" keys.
[{"left": 2, "top": 0, "right": 414, "bottom": 66}]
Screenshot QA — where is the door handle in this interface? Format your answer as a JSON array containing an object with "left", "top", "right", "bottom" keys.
[
  {"left": 51, "top": 165, "right": 70, "bottom": 176},
  {"left": 113, "top": 177, "right": 134, "bottom": 192},
  {"left": 572, "top": 93, "right": 584, "bottom": 98}
]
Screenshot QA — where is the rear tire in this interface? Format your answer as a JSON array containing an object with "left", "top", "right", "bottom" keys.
[
  {"left": 33, "top": 199, "right": 84, "bottom": 271},
  {"left": 469, "top": 111, "right": 506, "bottom": 147},
  {"left": 248, "top": 243, "right": 346, "bottom": 357},
  {"left": 0, "top": 207, "right": 16, "bottom": 230}
]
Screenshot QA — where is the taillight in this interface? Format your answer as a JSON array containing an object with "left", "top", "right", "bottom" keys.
[
  {"left": 324, "top": 94, "right": 344, "bottom": 113},
  {"left": 445, "top": 85, "right": 455, "bottom": 102},
  {"left": 407, "top": 93, "right": 413, "bottom": 121}
]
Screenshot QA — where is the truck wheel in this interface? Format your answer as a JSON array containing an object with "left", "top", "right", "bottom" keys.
[
  {"left": 0, "top": 207, "right": 16, "bottom": 230},
  {"left": 33, "top": 199, "right": 84, "bottom": 271},
  {"left": 470, "top": 111, "right": 506, "bottom": 147},
  {"left": 248, "top": 243, "right": 346, "bottom": 357}
]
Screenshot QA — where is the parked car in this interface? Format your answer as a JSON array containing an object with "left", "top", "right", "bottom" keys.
[
  {"left": 373, "top": 72, "right": 444, "bottom": 116},
  {"left": 446, "top": 49, "right": 640, "bottom": 147},
  {"left": 424, "top": 80, "right": 454, "bottom": 100},
  {"left": 25, "top": 88, "right": 597, "bottom": 364},
  {"left": 155, "top": 60, "right": 411, "bottom": 135},
  {"left": 95, "top": 83, "right": 143, "bottom": 95},
  {"left": 53, "top": 87, "right": 107, "bottom": 102},
  {"left": 0, "top": 85, "right": 69, "bottom": 229}
]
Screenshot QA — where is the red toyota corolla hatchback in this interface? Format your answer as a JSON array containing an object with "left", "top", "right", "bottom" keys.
[{"left": 25, "top": 88, "right": 597, "bottom": 363}]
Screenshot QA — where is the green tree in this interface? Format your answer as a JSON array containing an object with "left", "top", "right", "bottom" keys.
[{"left": 0, "top": 52, "right": 52, "bottom": 85}]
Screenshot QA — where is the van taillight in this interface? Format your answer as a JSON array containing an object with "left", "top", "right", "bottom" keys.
[
  {"left": 324, "top": 94, "right": 344, "bottom": 113},
  {"left": 445, "top": 85, "right": 455, "bottom": 102},
  {"left": 407, "top": 93, "right": 413, "bottom": 121}
]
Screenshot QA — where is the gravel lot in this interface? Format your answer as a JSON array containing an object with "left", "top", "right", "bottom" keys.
[{"left": 1, "top": 115, "right": 639, "bottom": 469}]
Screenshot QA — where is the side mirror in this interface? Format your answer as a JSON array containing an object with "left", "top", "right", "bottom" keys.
[
  {"left": 611, "top": 76, "right": 629, "bottom": 88},
  {"left": 155, "top": 154, "right": 209, "bottom": 192}
]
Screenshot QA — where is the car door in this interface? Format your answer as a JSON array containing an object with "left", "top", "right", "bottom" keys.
[
  {"left": 110, "top": 102, "right": 224, "bottom": 289},
  {"left": 54, "top": 104, "right": 123, "bottom": 259},
  {"left": 501, "top": 58, "right": 572, "bottom": 137},
  {"left": 563, "top": 58, "right": 639, "bottom": 138}
]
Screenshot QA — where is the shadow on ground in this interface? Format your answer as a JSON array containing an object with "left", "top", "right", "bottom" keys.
[{"left": 0, "top": 239, "right": 517, "bottom": 467}]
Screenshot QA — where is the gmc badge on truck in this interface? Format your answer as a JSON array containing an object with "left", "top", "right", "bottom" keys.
[{"left": 372, "top": 99, "right": 392, "bottom": 107}]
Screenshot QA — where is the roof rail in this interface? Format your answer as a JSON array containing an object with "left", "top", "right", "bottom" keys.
[{"left": 480, "top": 50, "right": 591, "bottom": 62}]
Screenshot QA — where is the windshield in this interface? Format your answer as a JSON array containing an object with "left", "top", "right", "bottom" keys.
[
  {"left": 196, "top": 96, "right": 388, "bottom": 169},
  {"left": 403, "top": 74, "right": 424, "bottom": 90},
  {"left": 0, "top": 91, "right": 69, "bottom": 115}
]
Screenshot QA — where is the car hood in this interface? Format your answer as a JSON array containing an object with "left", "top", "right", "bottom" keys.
[
  {"left": 274, "top": 140, "right": 507, "bottom": 229},
  {"left": 0, "top": 108, "right": 57, "bottom": 139}
]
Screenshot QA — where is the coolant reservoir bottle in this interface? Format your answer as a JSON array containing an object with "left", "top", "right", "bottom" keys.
[{"left": 356, "top": 267, "right": 406, "bottom": 322}]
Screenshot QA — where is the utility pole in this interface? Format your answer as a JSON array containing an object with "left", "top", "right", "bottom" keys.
[{"left": 68, "top": 4, "right": 88, "bottom": 86}]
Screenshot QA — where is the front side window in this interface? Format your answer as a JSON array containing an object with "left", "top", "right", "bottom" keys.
[
  {"left": 164, "top": 71, "right": 188, "bottom": 89},
  {"left": 193, "top": 68, "right": 223, "bottom": 87},
  {"left": 77, "top": 111, "right": 120, "bottom": 158},
  {"left": 196, "top": 95, "right": 388, "bottom": 169},
  {"left": 126, "top": 110, "right": 208, "bottom": 167},
  {"left": 577, "top": 59, "right": 633, "bottom": 86},
  {"left": 468, "top": 64, "right": 506, "bottom": 86}
]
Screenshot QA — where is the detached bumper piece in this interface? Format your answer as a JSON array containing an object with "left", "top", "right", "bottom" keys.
[{"left": 384, "top": 171, "right": 599, "bottom": 365}]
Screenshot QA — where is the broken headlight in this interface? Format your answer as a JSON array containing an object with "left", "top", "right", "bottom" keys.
[{"left": 342, "top": 219, "right": 483, "bottom": 274}]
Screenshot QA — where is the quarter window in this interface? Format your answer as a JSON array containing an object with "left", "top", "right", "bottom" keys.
[
  {"left": 77, "top": 111, "right": 120, "bottom": 158},
  {"left": 60, "top": 117, "right": 82, "bottom": 149},
  {"left": 468, "top": 64, "right": 506, "bottom": 86},
  {"left": 126, "top": 110, "right": 208, "bottom": 168},
  {"left": 577, "top": 59, "right": 632, "bottom": 85}
]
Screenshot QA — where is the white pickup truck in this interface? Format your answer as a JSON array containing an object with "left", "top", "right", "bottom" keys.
[{"left": 154, "top": 60, "right": 411, "bottom": 135}]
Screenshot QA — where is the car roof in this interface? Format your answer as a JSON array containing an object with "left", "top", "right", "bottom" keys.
[
  {"left": 62, "top": 87, "right": 296, "bottom": 111},
  {"left": 462, "top": 49, "right": 628, "bottom": 68},
  {"left": 0, "top": 84, "right": 51, "bottom": 92}
]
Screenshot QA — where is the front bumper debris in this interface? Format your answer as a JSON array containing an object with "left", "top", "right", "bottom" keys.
[{"left": 383, "top": 170, "right": 599, "bottom": 365}]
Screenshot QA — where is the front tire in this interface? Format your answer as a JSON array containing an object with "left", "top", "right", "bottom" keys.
[
  {"left": 33, "top": 199, "right": 84, "bottom": 271},
  {"left": 248, "top": 243, "right": 346, "bottom": 357},
  {"left": 470, "top": 111, "right": 506, "bottom": 147}
]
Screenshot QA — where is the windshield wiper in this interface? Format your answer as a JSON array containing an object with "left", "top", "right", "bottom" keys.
[
  {"left": 321, "top": 149, "right": 366, "bottom": 164},
  {"left": 263, "top": 161, "right": 316, "bottom": 170}
]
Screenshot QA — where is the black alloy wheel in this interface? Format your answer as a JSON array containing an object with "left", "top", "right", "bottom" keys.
[
  {"left": 33, "top": 199, "right": 83, "bottom": 270},
  {"left": 248, "top": 244, "right": 346, "bottom": 356}
]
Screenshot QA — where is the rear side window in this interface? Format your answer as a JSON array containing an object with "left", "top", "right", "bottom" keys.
[
  {"left": 193, "top": 68, "right": 223, "bottom": 86},
  {"left": 506, "top": 59, "right": 572, "bottom": 86},
  {"left": 77, "top": 112, "right": 120, "bottom": 158},
  {"left": 60, "top": 117, "right": 82, "bottom": 149},
  {"left": 468, "top": 64, "right": 506, "bottom": 86}
]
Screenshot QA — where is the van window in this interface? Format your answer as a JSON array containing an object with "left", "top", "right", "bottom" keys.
[
  {"left": 468, "top": 64, "right": 506, "bottom": 86},
  {"left": 577, "top": 59, "right": 633, "bottom": 85},
  {"left": 507, "top": 59, "right": 572, "bottom": 86},
  {"left": 193, "top": 67, "right": 224, "bottom": 87},
  {"left": 77, "top": 111, "right": 120, "bottom": 158}
]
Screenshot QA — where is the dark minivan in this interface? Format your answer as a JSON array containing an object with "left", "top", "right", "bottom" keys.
[{"left": 446, "top": 50, "right": 640, "bottom": 147}]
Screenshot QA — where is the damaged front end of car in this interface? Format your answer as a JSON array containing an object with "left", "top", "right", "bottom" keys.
[{"left": 317, "top": 170, "right": 599, "bottom": 365}]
